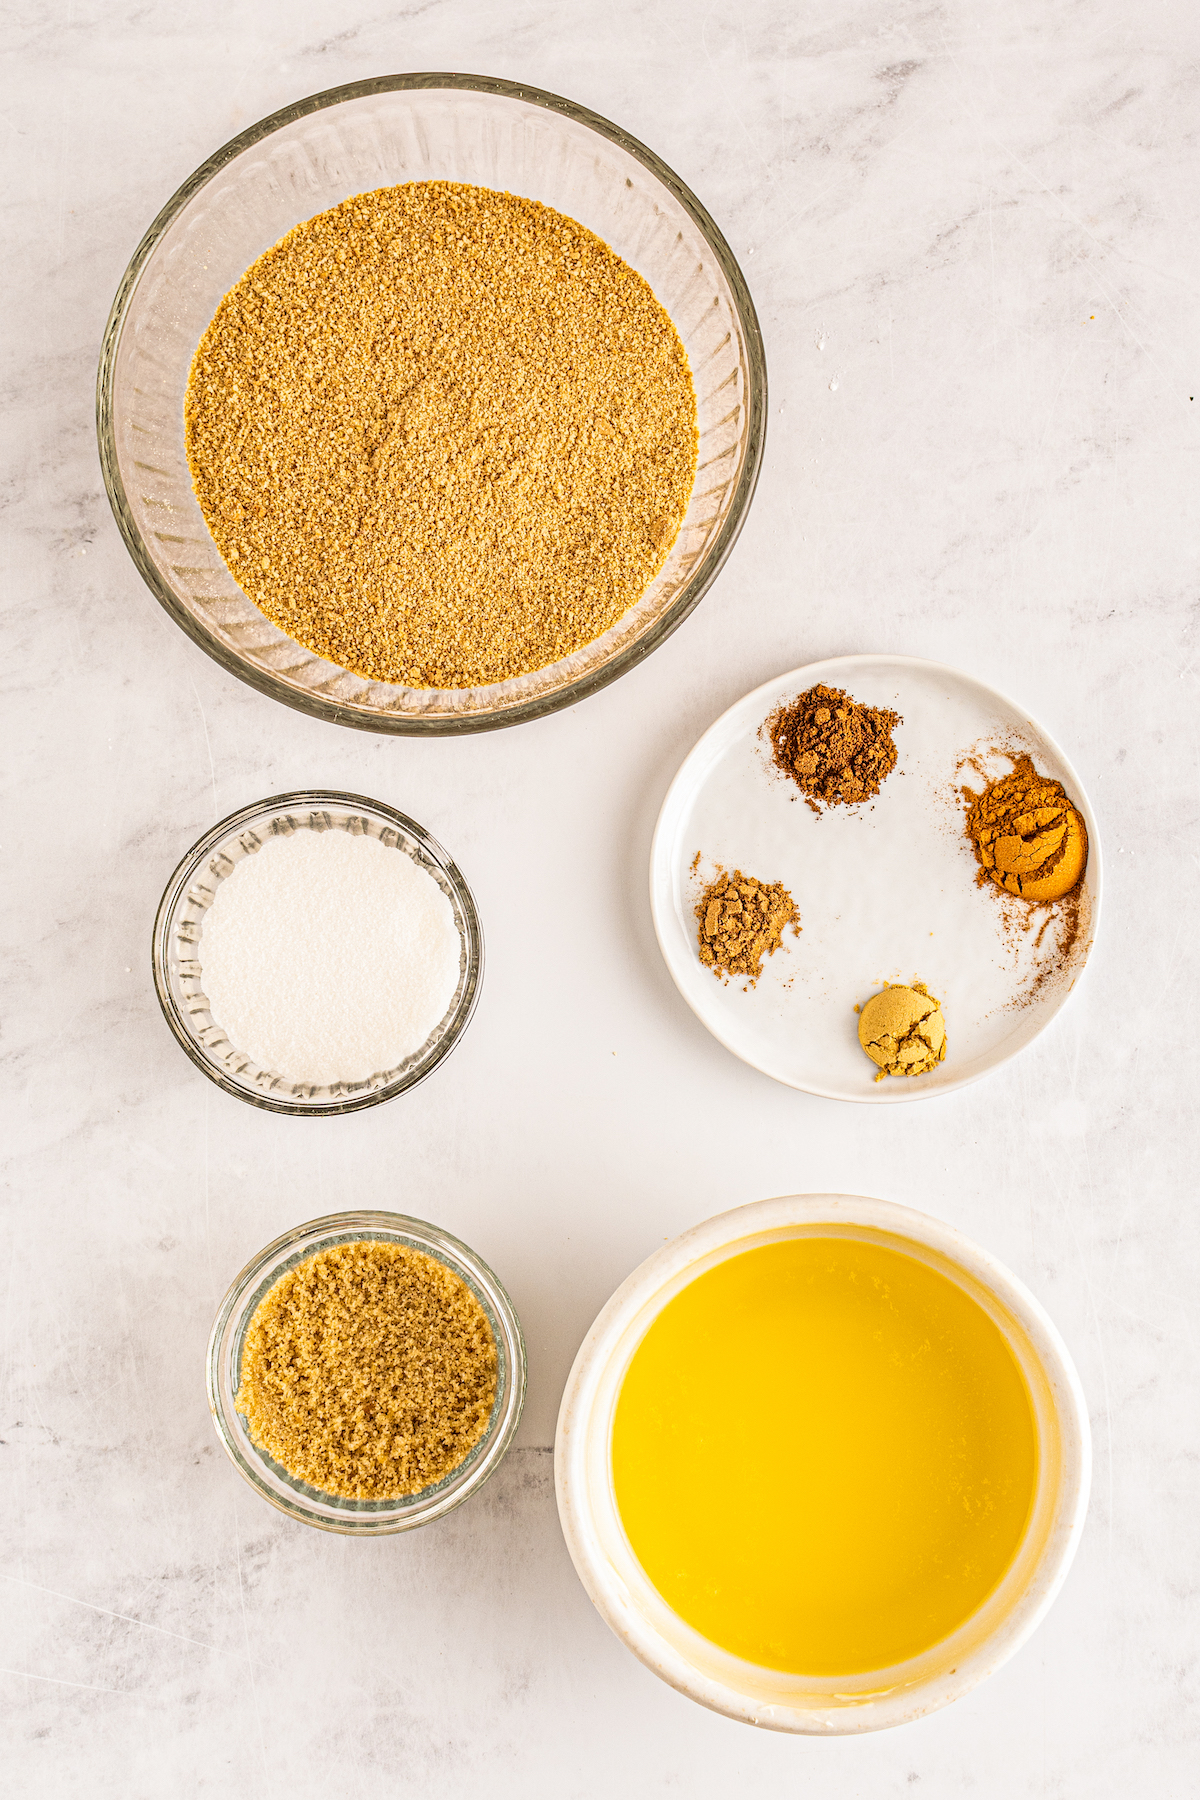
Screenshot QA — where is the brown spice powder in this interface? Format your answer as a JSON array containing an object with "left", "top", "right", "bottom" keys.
[
  {"left": 962, "top": 754, "right": 1087, "bottom": 902},
  {"left": 185, "top": 181, "right": 699, "bottom": 690},
  {"left": 234, "top": 1240, "right": 497, "bottom": 1500},
  {"left": 768, "top": 684, "right": 901, "bottom": 813},
  {"left": 695, "top": 867, "right": 800, "bottom": 983},
  {"left": 1012, "top": 886, "right": 1087, "bottom": 1009},
  {"left": 955, "top": 745, "right": 1091, "bottom": 1010}
]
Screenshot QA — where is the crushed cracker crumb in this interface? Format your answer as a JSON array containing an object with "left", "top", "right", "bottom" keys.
[{"left": 186, "top": 182, "right": 698, "bottom": 690}]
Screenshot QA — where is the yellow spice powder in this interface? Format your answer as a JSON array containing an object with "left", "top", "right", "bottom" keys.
[
  {"left": 234, "top": 1240, "right": 498, "bottom": 1500},
  {"left": 185, "top": 181, "right": 699, "bottom": 690},
  {"left": 856, "top": 981, "right": 947, "bottom": 1081}
]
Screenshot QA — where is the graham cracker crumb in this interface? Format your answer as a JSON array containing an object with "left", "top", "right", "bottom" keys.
[{"left": 185, "top": 182, "right": 699, "bottom": 690}]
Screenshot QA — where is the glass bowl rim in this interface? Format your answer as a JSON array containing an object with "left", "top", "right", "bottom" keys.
[
  {"left": 207, "top": 1209, "right": 527, "bottom": 1533},
  {"left": 96, "top": 69, "right": 768, "bottom": 736},
  {"left": 151, "top": 787, "right": 484, "bottom": 1116}
]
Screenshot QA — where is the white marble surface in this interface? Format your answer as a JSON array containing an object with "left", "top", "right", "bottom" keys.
[{"left": 4, "top": 2, "right": 1198, "bottom": 1793}]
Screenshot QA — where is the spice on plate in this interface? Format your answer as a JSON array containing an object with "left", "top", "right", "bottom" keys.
[
  {"left": 235, "top": 1240, "right": 497, "bottom": 1500},
  {"left": 963, "top": 755, "right": 1087, "bottom": 903},
  {"left": 695, "top": 868, "right": 800, "bottom": 984},
  {"left": 768, "top": 684, "right": 901, "bottom": 813},
  {"left": 199, "top": 826, "right": 461, "bottom": 1086},
  {"left": 856, "top": 981, "right": 947, "bottom": 1081},
  {"left": 185, "top": 181, "right": 699, "bottom": 691}
]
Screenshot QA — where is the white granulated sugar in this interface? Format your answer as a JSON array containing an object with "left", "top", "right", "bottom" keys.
[{"left": 199, "top": 828, "right": 461, "bottom": 1084}]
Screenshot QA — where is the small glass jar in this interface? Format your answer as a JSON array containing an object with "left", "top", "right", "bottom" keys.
[
  {"left": 207, "top": 1211, "right": 526, "bottom": 1533},
  {"left": 152, "top": 789, "right": 483, "bottom": 1115}
]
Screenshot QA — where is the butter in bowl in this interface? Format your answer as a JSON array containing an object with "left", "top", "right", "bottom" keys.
[{"left": 556, "top": 1194, "right": 1090, "bottom": 1733}]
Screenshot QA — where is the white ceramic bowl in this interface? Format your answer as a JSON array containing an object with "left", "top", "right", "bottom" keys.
[{"left": 555, "top": 1194, "right": 1090, "bottom": 1734}]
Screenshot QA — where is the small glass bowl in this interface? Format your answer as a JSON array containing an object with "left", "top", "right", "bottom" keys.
[
  {"left": 97, "top": 72, "right": 766, "bottom": 734},
  {"left": 208, "top": 1211, "right": 526, "bottom": 1532},
  {"left": 152, "top": 789, "right": 483, "bottom": 1115}
]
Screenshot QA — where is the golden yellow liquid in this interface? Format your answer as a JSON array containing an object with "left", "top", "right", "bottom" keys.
[{"left": 612, "top": 1236, "right": 1038, "bottom": 1675}]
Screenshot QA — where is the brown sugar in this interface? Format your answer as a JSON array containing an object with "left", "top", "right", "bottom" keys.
[
  {"left": 234, "top": 1240, "right": 497, "bottom": 1500},
  {"left": 695, "top": 867, "right": 800, "bottom": 984},
  {"left": 768, "top": 684, "right": 901, "bottom": 813},
  {"left": 185, "top": 181, "right": 699, "bottom": 690}
]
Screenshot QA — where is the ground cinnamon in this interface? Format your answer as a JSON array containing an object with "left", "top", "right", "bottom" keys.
[
  {"left": 962, "top": 755, "right": 1087, "bottom": 902},
  {"left": 956, "top": 746, "right": 1092, "bottom": 1009}
]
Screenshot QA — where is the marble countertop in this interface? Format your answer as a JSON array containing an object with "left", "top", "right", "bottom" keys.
[{"left": 5, "top": 2, "right": 1198, "bottom": 1793}]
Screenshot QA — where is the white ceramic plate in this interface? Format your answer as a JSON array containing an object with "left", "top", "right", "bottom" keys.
[{"left": 650, "top": 655, "right": 1101, "bottom": 1102}]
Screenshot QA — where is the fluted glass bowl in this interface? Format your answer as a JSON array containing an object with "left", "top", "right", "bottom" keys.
[
  {"left": 152, "top": 790, "right": 483, "bottom": 1114},
  {"left": 98, "top": 73, "right": 767, "bottom": 734},
  {"left": 208, "top": 1211, "right": 526, "bottom": 1532}
]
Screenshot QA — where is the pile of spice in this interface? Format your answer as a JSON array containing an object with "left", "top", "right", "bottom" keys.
[
  {"left": 963, "top": 755, "right": 1087, "bottom": 902},
  {"left": 235, "top": 1240, "right": 498, "bottom": 1500},
  {"left": 200, "top": 827, "right": 461, "bottom": 1084},
  {"left": 856, "top": 982, "right": 947, "bottom": 1081},
  {"left": 185, "top": 181, "right": 698, "bottom": 691},
  {"left": 768, "top": 684, "right": 901, "bottom": 813},
  {"left": 695, "top": 868, "right": 800, "bottom": 984}
]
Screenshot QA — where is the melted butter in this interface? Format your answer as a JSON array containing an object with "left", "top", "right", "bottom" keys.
[{"left": 612, "top": 1236, "right": 1038, "bottom": 1676}]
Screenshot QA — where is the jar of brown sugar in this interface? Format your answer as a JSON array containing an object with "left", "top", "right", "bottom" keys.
[{"left": 207, "top": 1211, "right": 526, "bottom": 1533}]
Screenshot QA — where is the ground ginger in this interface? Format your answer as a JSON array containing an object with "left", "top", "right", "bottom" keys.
[{"left": 694, "top": 868, "right": 800, "bottom": 984}]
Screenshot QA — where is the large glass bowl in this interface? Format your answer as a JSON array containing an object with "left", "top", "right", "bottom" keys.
[
  {"left": 208, "top": 1211, "right": 526, "bottom": 1533},
  {"left": 98, "top": 73, "right": 767, "bottom": 734},
  {"left": 152, "top": 790, "right": 483, "bottom": 1115}
]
